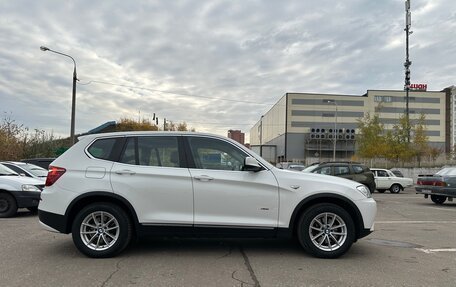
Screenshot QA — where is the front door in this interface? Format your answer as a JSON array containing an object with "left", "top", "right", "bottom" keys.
[{"left": 186, "top": 136, "right": 279, "bottom": 229}]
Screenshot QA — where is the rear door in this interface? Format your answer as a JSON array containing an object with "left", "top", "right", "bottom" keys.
[
  {"left": 110, "top": 136, "right": 194, "bottom": 225},
  {"left": 333, "top": 165, "right": 353, "bottom": 180}
]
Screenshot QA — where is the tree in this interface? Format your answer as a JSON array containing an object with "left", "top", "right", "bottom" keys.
[
  {"left": 412, "top": 113, "right": 429, "bottom": 167},
  {"left": 0, "top": 113, "right": 25, "bottom": 160},
  {"left": 356, "top": 113, "right": 387, "bottom": 160},
  {"left": 115, "top": 118, "right": 159, "bottom": 131}
]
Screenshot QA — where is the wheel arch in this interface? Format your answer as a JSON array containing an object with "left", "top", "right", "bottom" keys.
[
  {"left": 0, "top": 189, "right": 17, "bottom": 203},
  {"left": 64, "top": 192, "right": 140, "bottom": 235},
  {"left": 289, "top": 193, "right": 364, "bottom": 240}
]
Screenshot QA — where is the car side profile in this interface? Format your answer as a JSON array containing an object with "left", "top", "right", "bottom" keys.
[
  {"left": 1, "top": 161, "right": 47, "bottom": 183},
  {"left": 0, "top": 163, "right": 44, "bottom": 217},
  {"left": 305, "top": 162, "right": 376, "bottom": 193},
  {"left": 38, "top": 132, "right": 376, "bottom": 259},
  {"left": 370, "top": 168, "right": 413, "bottom": 194}
]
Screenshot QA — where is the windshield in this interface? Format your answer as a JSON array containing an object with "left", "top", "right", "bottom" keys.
[
  {"left": 302, "top": 165, "right": 319, "bottom": 173},
  {"left": 0, "top": 164, "right": 19, "bottom": 176},
  {"left": 18, "top": 163, "right": 48, "bottom": 177}
]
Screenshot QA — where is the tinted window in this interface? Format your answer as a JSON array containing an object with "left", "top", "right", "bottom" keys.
[
  {"left": 87, "top": 138, "right": 117, "bottom": 160},
  {"left": 120, "top": 136, "right": 180, "bottom": 167},
  {"left": 188, "top": 137, "right": 247, "bottom": 171},
  {"left": 377, "top": 170, "right": 389, "bottom": 177},
  {"left": 314, "top": 166, "right": 331, "bottom": 175},
  {"left": 334, "top": 166, "right": 350, "bottom": 176},
  {"left": 352, "top": 165, "right": 364, "bottom": 174}
]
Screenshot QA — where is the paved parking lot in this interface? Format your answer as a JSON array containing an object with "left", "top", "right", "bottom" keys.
[{"left": 1, "top": 188, "right": 455, "bottom": 287}]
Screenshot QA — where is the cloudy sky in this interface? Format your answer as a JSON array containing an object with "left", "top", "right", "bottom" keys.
[{"left": 1, "top": 0, "right": 455, "bottom": 142}]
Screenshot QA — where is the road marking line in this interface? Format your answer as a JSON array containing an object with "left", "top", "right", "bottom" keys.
[
  {"left": 415, "top": 248, "right": 456, "bottom": 254},
  {"left": 376, "top": 220, "right": 456, "bottom": 224}
]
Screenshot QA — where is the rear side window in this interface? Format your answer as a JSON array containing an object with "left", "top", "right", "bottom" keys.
[
  {"left": 120, "top": 136, "right": 180, "bottom": 168},
  {"left": 352, "top": 165, "right": 364, "bottom": 174},
  {"left": 87, "top": 138, "right": 117, "bottom": 160}
]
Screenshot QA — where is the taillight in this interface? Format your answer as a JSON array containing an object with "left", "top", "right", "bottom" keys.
[
  {"left": 433, "top": 181, "right": 447, "bottom": 187},
  {"left": 417, "top": 180, "right": 422, "bottom": 185},
  {"left": 45, "top": 166, "right": 66, "bottom": 187}
]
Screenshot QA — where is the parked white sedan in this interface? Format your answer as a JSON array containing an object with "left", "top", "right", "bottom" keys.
[{"left": 371, "top": 168, "right": 413, "bottom": 193}]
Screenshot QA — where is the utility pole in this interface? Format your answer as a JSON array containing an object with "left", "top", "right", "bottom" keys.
[{"left": 404, "top": 0, "right": 412, "bottom": 142}]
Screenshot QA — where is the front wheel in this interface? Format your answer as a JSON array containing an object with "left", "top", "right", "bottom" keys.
[
  {"left": 0, "top": 193, "right": 18, "bottom": 218},
  {"left": 389, "top": 184, "right": 402, "bottom": 194},
  {"left": 72, "top": 203, "right": 132, "bottom": 258},
  {"left": 430, "top": 195, "right": 446, "bottom": 205},
  {"left": 297, "top": 203, "right": 355, "bottom": 259}
]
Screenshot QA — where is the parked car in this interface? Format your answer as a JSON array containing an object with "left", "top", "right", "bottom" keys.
[
  {"left": 305, "top": 162, "right": 376, "bottom": 193},
  {"left": 21, "top": 158, "right": 55, "bottom": 169},
  {"left": 1, "top": 161, "right": 47, "bottom": 183},
  {"left": 39, "top": 132, "right": 376, "bottom": 259},
  {"left": 390, "top": 170, "right": 404, "bottom": 177},
  {"left": 415, "top": 167, "right": 456, "bottom": 204},
  {"left": 276, "top": 162, "right": 306, "bottom": 171},
  {"left": 370, "top": 168, "right": 413, "bottom": 194},
  {"left": 0, "top": 163, "right": 44, "bottom": 217}
]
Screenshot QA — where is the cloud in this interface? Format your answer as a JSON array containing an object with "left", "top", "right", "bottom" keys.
[{"left": 0, "top": 0, "right": 455, "bottom": 141}]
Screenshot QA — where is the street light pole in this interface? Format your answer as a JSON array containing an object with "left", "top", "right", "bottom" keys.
[
  {"left": 40, "top": 46, "right": 78, "bottom": 145},
  {"left": 325, "top": 100, "right": 338, "bottom": 161}
]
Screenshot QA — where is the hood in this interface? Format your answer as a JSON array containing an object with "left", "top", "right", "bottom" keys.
[
  {"left": 0, "top": 175, "right": 44, "bottom": 188},
  {"left": 271, "top": 168, "right": 367, "bottom": 200}
]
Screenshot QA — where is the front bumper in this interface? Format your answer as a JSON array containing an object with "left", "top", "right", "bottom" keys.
[{"left": 9, "top": 190, "right": 40, "bottom": 208}]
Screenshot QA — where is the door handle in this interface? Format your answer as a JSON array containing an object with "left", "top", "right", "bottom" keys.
[
  {"left": 114, "top": 169, "right": 136, "bottom": 175},
  {"left": 194, "top": 175, "right": 214, "bottom": 182}
]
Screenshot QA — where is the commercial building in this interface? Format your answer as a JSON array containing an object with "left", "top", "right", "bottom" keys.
[{"left": 250, "top": 89, "right": 449, "bottom": 164}]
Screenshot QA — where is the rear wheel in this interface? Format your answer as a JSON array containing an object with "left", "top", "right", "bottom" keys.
[
  {"left": 389, "top": 184, "right": 402, "bottom": 194},
  {"left": 430, "top": 195, "right": 446, "bottom": 205},
  {"left": 72, "top": 203, "right": 132, "bottom": 258},
  {"left": 297, "top": 203, "right": 355, "bottom": 259},
  {"left": 0, "top": 193, "right": 17, "bottom": 218}
]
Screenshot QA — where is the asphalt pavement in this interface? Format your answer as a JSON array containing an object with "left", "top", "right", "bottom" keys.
[{"left": 1, "top": 188, "right": 455, "bottom": 287}]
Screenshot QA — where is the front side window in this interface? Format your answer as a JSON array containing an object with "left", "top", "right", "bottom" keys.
[
  {"left": 314, "top": 166, "right": 331, "bottom": 175},
  {"left": 377, "top": 170, "right": 388, "bottom": 177},
  {"left": 119, "top": 136, "right": 180, "bottom": 168},
  {"left": 188, "top": 137, "right": 247, "bottom": 171},
  {"left": 334, "top": 166, "right": 350, "bottom": 176}
]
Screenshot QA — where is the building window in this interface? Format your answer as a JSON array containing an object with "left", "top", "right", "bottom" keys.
[{"left": 374, "top": 96, "right": 392, "bottom": 103}]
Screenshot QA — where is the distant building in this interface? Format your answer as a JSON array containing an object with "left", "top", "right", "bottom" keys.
[
  {"left": 250, "top": 88, "right": 450, "bottom": 164},
  {"left": 228, "top": 130, "right": 245, "bottom": 145}
]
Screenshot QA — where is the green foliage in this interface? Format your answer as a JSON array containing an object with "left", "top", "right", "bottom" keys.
[
  {"left": 115, "top": 118, "right": 159, "bottom": 131},
  {"left": 356, "top": 113, "right": 387, "bottom": 159}
]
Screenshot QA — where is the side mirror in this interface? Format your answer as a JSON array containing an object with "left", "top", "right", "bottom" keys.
[{"left": 243, "top": 157, "right": 263, "bottom": 172}]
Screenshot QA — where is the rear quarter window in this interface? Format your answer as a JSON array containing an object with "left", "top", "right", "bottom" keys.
[{"left": 87, "top": 138, "right": 117, "bottom": 160}]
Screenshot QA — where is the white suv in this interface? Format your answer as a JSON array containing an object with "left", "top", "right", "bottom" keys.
[{"left": 38, "top": 132, "right": 376, "bottom": 258}]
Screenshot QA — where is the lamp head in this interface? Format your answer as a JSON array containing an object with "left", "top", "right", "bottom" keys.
[{"left": 40, "top": 46, "right": 50, "bottom": 51}]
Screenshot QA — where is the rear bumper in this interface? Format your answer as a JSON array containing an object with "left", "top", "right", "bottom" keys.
[
  {"left": 38, "top": 209, "right": 68, "bottom": 234},
  {"left": 415, "top": 186, "right": 456, "bottom": 198},
  {"left": 9, "top": 190, "right": 40, "bottom": 208}
]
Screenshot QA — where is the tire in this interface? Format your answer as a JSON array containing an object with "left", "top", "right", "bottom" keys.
[
  {"left": 297, "top": 203, "right": 355, "bottom": 259},
  {"left": 389, "top": 184, "right": 402, "bottom": 194},
  {"left": 0, "top": 193, "right": 18, "bottom": 218},
  {"left": 377, "top": 189, "right": 386, "bottom": 193},
  {"left": 27, "top": 207, "right": 38, "bottom": 214},
  {"left": 430, "top": 195, "right": 446, "bottom": 205},
  {"left": 71, "top": 203, "right": 132, "bottom": 258}
]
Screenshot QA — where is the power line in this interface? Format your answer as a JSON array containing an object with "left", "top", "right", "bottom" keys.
[{"left": 78, "top": 79, "right": 277, "bottom": 106}]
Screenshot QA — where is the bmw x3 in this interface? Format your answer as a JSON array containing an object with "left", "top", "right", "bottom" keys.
[{"left": 38, "top": 132, "right": 376, "bottom": 258}]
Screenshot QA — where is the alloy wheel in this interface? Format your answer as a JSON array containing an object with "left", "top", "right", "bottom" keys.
[
  {"left": 309, "top": 212, "right": 347, "bottom": 252},
  {"left": 80, "top": 211, "right": 120, "bottom": 251}
]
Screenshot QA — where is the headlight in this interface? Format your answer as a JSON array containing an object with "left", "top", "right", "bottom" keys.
[
  {"left": 356, "top": 185, "right": 371, "bottom": 198},
  {"left": 22, "top": 184, "right": 41, "bottom": 192}
]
